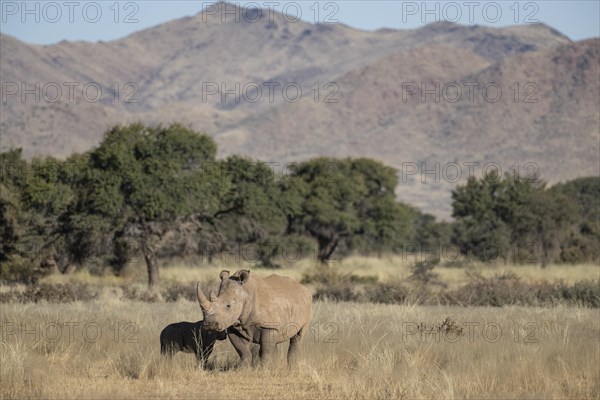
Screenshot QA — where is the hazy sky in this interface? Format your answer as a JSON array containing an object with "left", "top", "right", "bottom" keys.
[{"left": 1, "top": 1, "right": 599, "bottom": 45}]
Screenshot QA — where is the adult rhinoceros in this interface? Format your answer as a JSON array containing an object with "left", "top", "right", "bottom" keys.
[{"left": 196, "top": 269, "right": 312, "bottom": 367}]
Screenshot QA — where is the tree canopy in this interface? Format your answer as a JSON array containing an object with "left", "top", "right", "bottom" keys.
[{"left": 1, "top": 123, "right": 598, "bottom": 285}]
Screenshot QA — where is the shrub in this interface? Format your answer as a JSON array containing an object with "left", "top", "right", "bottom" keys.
[
  {"left": 0, "top": 256, "right": 38, "bottom": 284},
  {"left": 409, "top": 258, "right": 438, "bottom": 283},
  {"left": 301, "top": 265, "right": 377, "bottom": 285},
  {"left": 417, "top": 317, "right": 464, "bottom": 336},
  {"left": 445, "top": 272, "right": 600, "bottom": 308},
  {"left": 1, "top": 276, "right": 598, "bottom": 307},
  {"left": 314, "top": 281, "right": 362, "bottom": 302},
  {"left": 120, "top": 284, "right": 162, "bottom": 302},
  {"left": 449, "top": 271, "right": 536, "bottom": 307},
  {"left": 364, "top": 280, "right": 412, "bottom": 304},
  {"left": 0, "top": 283, "right": 96, "bottom": 303},
  {"left": 304, "top": 265, "right": 377, "bottom": 302},
  {"left": 555, "top": 280, "right": 600, "bottom": 307},
  {"left": 163, "top": 283, "right": 197, "bottom": 302}
]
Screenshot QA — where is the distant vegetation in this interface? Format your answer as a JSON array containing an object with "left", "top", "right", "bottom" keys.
[
  {"left": 1, "top": 123, "right": 598, "bottom": 285},
  {"left": 452, "top": 173, "right": 599, "bottom": 267}
]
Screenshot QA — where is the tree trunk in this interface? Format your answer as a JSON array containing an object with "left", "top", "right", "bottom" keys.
[
  {"left": 317, "top": 237, "right": 339, "bottom": 264},
  {"left": 141, "top": 238, "right": 160, "bottom": 287},
  {"left": 62, "top": 264, "right": 78, "bottom": 274},
  {"left": 44, "top": 256, "right": 60, "bottom": 275},
  {"left": 540, "top": 241, "right": 549, "bottom": 269},
  {"left": 145, "top": 249, "right": 160, "bottom": 287}
]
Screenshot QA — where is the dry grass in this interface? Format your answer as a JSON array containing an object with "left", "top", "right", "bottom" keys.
[
  {"left": 1, "top": 298, "right": 599, "bottom": 399},
  {"left": 326, "top": 256, "right": 600, "bottom": 289},
  {"left": 38, "top": 255, "right": 600, "bottom": 292},
  {"left": 3, "top": 258, "right": 597, "bottom": 398}
]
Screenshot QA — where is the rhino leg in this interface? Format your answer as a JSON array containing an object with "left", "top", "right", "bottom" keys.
[
  {"left": 258, "top": 328, "right": 278, "bottom": 368},
  {"left": 160, "top": 340, "right": 175, "bottom": 358},
  {"left": 228, "top": 332, "right": 253, "bottom": 368},
  {"left": 287, "top": 327, "right": 305, "bottom": 367},
  {"left": 250, "top": 343, "right": 260, "bottom": 367}
]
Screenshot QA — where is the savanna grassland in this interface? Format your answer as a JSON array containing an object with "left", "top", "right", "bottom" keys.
[{"left": 2, "top": 258, "right": 599, "bottom": 399}]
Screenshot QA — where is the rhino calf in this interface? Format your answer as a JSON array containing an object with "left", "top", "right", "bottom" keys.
[{"left": 160, "top": 320, "right": 227, "bottom": 367}]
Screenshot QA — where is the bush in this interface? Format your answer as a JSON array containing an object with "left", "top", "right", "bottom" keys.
[
  {"left": 163, "top": 282, "right": 198, "bottom": 302},
  {"left": 448, "top": 271, "right": 537, "bottom": 307},
  {"left": 0, "top": 256, "right": 38, "bottom": 284},
  {"left": 555, "top": 280, "right": 600, "bottom": 307},
  {"left": 120, "top": 285, "right": 162, "bottom": 302},
  {"left": 304, "top": 265, "right": 377, "bottom": 302},
  {"left": 301, "top": 265, "right": 377, "bottom": 285},
  {"left": 314, "top": 281, "right": 362, "bottom": 302},
  {"left": 1, "top": 276, "right": 598, "bottom": 307},
  {"left": 364, "top": 280, "right": 412, "bottom": 304},
  {"left": 409, "top": 258, "right": 446, "bottom": 287},
  {"left": 445, "top": 272, "right": 600, "bottom": 308},
  {"left": 0, "top": 283, "right": 96, "bottom": 303},
  {"left": 415, "top": 317, "right": 464, "bottom": 337}
]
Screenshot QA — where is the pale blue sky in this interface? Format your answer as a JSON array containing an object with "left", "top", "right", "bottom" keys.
[{"left": 1, "top": 1, "right": 599, "bottom": 45}]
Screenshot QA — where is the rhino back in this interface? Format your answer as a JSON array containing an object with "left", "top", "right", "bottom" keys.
[{"left": 248, "top": 274, "right": 312, "bottom": 336}]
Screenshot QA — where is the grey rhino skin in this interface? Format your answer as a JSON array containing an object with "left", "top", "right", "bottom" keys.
[
  {"left": 159, "top": 320, "right": 227, "bottom": 366},
  {"left": 197, "top": 269, "right": 313, "bottom": 368}
]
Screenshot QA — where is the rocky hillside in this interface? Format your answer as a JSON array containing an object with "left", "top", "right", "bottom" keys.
[{"left": 1, "top": 2, "right": 597, "bottom": 218}]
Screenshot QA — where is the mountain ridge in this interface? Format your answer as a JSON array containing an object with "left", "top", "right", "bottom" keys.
[{"left": 1, "top": 3, "right": 597, "bottom": 218}]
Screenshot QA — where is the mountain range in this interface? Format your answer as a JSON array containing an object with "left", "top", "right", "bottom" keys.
[{"left": 1, "top": 2, "right": 598, "bottom": 218}]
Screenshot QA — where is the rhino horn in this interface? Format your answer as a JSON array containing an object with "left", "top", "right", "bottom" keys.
[
  {"left": 196, "top": 282, "right": 212, "bottom": 311},
  {"left": 209, "top": 289, "right": 217, "bottom": 302}
]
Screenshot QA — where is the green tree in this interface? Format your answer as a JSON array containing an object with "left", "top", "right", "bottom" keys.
[
  {"left": 451, "top": 172, "right": 511, "bottom": 262},
  {"left": 209, "top": 156, "right": 289, "bottom": 267},
  {"left": 554, "top": 177, "right": 600, "bottom": 263},
  {"left": 494, "top": 174, "right": 578, "bottom": 267},
  {"left": 0, "top": 150, "right": 31, "bottom": 280},
  {"left": 525, "top": 187, "right": 578, "bottom": 267},
  {"left": 1, "top": 150, "right": 77, "bottom": 279},
  {"left": 288, "top": 157, "right": 414, "bottom": 262},
  {"left": 66, "top": 123, "right": 227, "bottom": 286},
  {"left": 452, "top": 172, "right": 579, "bottom": 266},
  {"left": 413, "top": 213, "right": 452, "bottom": 252},
  {"left": 496, "top": 174, "right": 545, "bottom": 263},
  {"left": 0, "top": 150, "right": 26, "bottom": 264}
]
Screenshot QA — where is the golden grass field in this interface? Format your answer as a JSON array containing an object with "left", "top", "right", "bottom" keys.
[
  {"left": 36, "top": 254, "right": 600, "bottom": 291},
  {"left": 2, "top": 257, "right": 599, "bottom": 399}
]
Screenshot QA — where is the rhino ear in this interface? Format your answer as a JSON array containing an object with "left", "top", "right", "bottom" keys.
[
  {"left": 238, "top": 269, "right": 250, "bottom": 285},
  {"left": 219, "top": 270, "right": 230, "bottom": 281}
]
